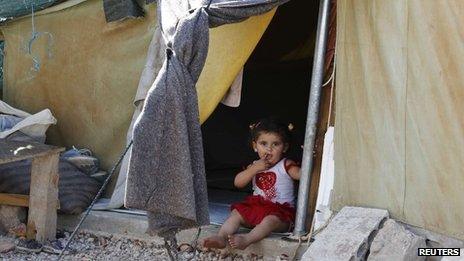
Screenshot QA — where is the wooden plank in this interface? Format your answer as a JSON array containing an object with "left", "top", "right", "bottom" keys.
[
  {"left": 26, "top": 153, "right": 60, "bottom": 242},
  {"left": 0, "top": 193, "right": 29, "bottom": 207},
  {"left": 305, "top": 80, "right": 335, "bottom": 231},
  {"left": 0, "top": 140, "right": 64, "bottom": 164}
]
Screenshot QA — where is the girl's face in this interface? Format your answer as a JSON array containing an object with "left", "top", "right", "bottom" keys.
[{"left": 252, "top": 131, "right": 288, "bottom": 166}]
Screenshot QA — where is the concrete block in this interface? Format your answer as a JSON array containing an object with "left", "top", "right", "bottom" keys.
[
  {"left": 302, "top": 206, "right": 389, "bottom": 261},
  {"left": 368, "top": 219, "right": 426, "bottom": 261}
]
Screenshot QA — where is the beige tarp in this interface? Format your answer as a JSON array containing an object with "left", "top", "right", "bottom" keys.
[
  {"left": 1, "top": 0, "right": 274, "bottom": 170},
  {"left": 1, "top": 0, "right": 156, "bottom": 169},
  {"left": 333, "top": 0, "right": 464, "bottom": 240}
]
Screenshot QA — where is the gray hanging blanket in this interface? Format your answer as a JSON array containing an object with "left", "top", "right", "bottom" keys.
[{"left": 125, "top": 0, "right": 289, "bottom": 238}]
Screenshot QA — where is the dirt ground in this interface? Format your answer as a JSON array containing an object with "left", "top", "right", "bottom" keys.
[{"left": 0, "top": 231, "right": 277, "bottom": 260}]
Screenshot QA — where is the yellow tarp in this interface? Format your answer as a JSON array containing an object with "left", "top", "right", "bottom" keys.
[
  {"left": 334, "top": 0, "right": 464, "bottom": 240},
  {"left": 1, "top": 0, "right": 274, "bottom": 169}
]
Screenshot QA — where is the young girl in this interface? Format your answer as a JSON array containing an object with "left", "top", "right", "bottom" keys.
[{"left": 202, "top": 118, "right": 301, "bottom": 250}]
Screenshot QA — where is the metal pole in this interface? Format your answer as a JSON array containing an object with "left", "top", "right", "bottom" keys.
[{"left": 293, "top": 0, "right": 331, "bottom": 236}]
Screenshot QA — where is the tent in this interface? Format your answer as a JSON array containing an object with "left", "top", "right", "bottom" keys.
[
  {"left": 333, "top": 0, "right": 464, "bottom": 241},
  {"left": 0, "top": 0, "right": 320, "bottom": 232},
  {"left": 2, "top": 0, "right": 463, "bottom": 246},
  {"left": 0, "top": 0, "right": 276, "bottom": 170}
]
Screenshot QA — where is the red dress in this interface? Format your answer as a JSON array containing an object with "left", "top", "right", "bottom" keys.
[{"left": 231, "top": 158, "right": 296, "bottom": 227}]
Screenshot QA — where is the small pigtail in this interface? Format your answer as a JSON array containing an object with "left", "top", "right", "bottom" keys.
[
  {"left": 249, "top": 121, "right": 261, "bottom": 130},
  {"left": 288, "top": 123, "right": 294, "bottom": 131}
]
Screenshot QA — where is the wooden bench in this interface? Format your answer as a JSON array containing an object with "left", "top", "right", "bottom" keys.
[{"left": 0, "top": 140, "right": 64, "bottom": 242}]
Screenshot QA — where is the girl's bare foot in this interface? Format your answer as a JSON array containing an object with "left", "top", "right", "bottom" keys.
[
  {"left": 202, "top": 235, "right": 227, "bottom": 249},
  {"left": 228, "top": 234, "right": 250, "bottom": 250}
]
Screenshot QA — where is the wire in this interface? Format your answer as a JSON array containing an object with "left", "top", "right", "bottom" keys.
[{"left": 57, "top": 140, "right": 134, "bottom": 261}]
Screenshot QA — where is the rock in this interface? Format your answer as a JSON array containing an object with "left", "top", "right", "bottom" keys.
[
  {"left": 0, "top": 206, "right": 27, "bottom": 233},
  {"left": 115, "top": 240, "right": 122, "bottom": 250},
  {"left": 368, "top": 219, "right": 426, "bottom": 261},
  {"left": 97, "top": 237, "right": 106, "bottom": 247},
  {"left": 0, "top": 239, "right": 15, "bottom": 253},
  {"left": 302, "top": 206, "right": 389, "bottom": 261}
]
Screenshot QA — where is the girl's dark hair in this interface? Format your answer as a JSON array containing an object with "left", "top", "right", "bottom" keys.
[{"left": 249, "top": 118, "right": 293, "bottom": 144}]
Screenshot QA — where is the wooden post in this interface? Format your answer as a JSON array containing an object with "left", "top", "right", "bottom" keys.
[
  {"left": 304, "top": 0, "right": 337, "bottom": 232},
  {"left": 26, "top": 153, "right": 60, "bottom": 242},
  {"left": 305, "top": 82, "right": 334, "bottom": 231}
]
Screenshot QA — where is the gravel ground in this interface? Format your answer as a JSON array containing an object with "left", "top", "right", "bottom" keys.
[{"left": 0, "top": 231, "right": 276, "bottom": 260}]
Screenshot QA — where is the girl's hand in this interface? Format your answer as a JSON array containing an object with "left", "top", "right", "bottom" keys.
[
  {"left": 234, "top": 154, "right": 271, "bottom": 188},
  {"left": 251, "top": 154, "right": 272, "bottom": 172}
]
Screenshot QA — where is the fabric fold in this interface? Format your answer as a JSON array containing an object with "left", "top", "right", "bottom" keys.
[{"left": 125, "top": 0, "right": 289, "bottom": 238}]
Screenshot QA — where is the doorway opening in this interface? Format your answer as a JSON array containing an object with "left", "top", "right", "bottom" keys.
[{"left": 202, "top": 0, "right": 320, "bottom": 225}]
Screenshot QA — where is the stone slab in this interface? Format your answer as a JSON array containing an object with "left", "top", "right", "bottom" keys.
[
  {"left": 368, "top": 219, "right": 426, "bottom": 261},
  {"left": 302, "top": 206, "right": 389, "bottom": 261}
]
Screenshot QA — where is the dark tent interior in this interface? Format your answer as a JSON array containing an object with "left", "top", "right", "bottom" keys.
[{"left": 201, "top": 0, "right": 319, "bottom": 224}]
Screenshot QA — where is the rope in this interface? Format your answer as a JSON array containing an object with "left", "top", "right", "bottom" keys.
[
  {"left": 288, "top": 233, "right": 311, "bottom": 260},
  {"left": 24, "top": 1, "right": 54, "bottom": 74},
  {"left": 287, "top": 213, "right": 335, "bottom": 259},
  {"left": 322, "top": 62, "right": 335, "bottom": 87},
  {"left": 57, "top": 140, "right": 134, "bottom": 261},
  {"left": 327, "top": 44, "right": 337, "bottom": 129}
]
